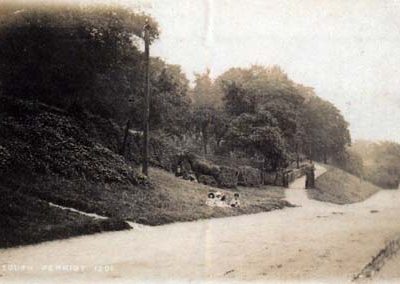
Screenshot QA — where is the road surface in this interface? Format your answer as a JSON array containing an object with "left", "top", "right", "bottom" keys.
[{"left": 1, "top": 164, "right": 400, "bottom": 283}]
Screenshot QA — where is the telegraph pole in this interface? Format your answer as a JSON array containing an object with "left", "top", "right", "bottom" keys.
[{"left": 142, "top": 19, "right": 150, "bottom": 176}]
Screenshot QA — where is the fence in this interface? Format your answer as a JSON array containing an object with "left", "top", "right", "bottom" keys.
[
  {"left": 262, "top": 164, "right": 310, "bottom": 187},
  {"left": 353, "top": 236, "right": 400, "bottom": 281}
]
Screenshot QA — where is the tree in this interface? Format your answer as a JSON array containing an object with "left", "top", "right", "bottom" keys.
[
  {"left": 0, "top": 3, "right": 159, "bottom": 123},
  {"left": 302, "top": 97, "right": 351, "bottom": 163},
  {"left": 192, "top": 69, "right": 221, "bottom": 107},
  {"left": 128, "top": 58, "right": 191, "bottom": 135},
  {"left": 217, "top": 65, "right": 309, "bottom": 155},
  {"left": 216, "top": 65, "right": 351, "bottom": 168},
  {"left": 225, "top": 111, "right": 290, "bottom": 171},
  {"left": 191, "top": 106, "right": 215, "bottom": 155},
  {"left": 211, "top": 111, "right": 230, "bottom": 150},
  {"left": 218, "top": 66, "right": 305, "bottom": 126}
]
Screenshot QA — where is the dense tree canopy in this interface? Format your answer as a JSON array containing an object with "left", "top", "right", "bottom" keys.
[
  {"left": 191, "top": 69, "right": 221, "bottom": 107},
  {"left": 225, "top": 111, "right": 290, "bottom": 171},
  {"left": 140, "top": 58, "right": 190, "bottom": 134},
  {"left": 302, "top": 96, "right": 351, "bottom": 162},
  {"left": 217, "top": 66, "right": 306, "bottom": 145},
  {"left": 0, "top": 5, "right": 156, "bottom": 116},
  {"left": 0, "top": 3, "right": 354, "bottom": 175},
  {"left": 208, "top": 65, "right": 351, "bottom": 167}
]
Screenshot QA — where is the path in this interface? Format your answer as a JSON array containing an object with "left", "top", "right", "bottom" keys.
[
  {"left": 285, "top": 163, "right": 327, "bottom": 206},
  {"left": 1, "top": 165, "right": 400, "bottom": 283}
]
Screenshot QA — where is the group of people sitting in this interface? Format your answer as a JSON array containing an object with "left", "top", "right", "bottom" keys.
[{"left": 206, "top": 191, "right": 240, "bottom": 208}]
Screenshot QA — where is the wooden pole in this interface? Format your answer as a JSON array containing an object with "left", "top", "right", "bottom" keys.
[{"left": 142, "top": 19, "right": 150, "bottom": 176}]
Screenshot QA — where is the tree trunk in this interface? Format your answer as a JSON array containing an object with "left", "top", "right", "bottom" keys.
[
  {"left": 202, "top": 125, "right": 208, "bottom": 156},
  {"left": 120, "top": 120, "right": 131, "bottom": 156},
  {"left": 203, "top": 134, "right": 208, "bottom": 155}
]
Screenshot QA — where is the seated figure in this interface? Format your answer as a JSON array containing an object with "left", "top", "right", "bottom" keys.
[{"left": 230, "top": 193, "right": 240, "bottom": 208}]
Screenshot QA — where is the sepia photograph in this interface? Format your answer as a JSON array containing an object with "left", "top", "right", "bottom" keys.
[{"left": 0, "top": 0, "right": 400, "bottom": 283}]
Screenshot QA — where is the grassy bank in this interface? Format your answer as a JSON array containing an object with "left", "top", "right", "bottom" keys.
[
  {"left": 14, "top": 168, "right": 292, "bottom": 227},
  {"left": 1, "top": 168, "right": 292, "bottom": 248},
  {"left": 146, "top": 168, "right": 292, "bottom": 224},
  {"left": 0, "top": 186, "right": 130, "bottom": 248},
  {"left": 308, "top": 167, "right": 381, "bottom": 204}
]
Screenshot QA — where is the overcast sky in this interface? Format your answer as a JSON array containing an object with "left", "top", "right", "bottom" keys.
[
  {"left": 135, "top": 0, "right": 400, "bottom": 143},
  {"left": 19, "top": 0, "right": 400, "bottom": 142}
]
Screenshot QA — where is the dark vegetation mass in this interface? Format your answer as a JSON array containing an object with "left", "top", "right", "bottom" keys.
[
  {"left": 0, "top": 3, "right": 351, "bottom": 170},
  {"left": 0, "top": 3, "right": 397, "bottom": 247}
]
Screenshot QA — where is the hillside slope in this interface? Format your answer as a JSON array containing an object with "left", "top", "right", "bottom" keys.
[
  {"left": 307, "top": 167, "right": 381, "bottom": 204},
  {"left": 0, "top": 96, "right": 145, "bottom": 247},
  {"left": 0, "top": 96, "right": 142, "bottom": 186}
]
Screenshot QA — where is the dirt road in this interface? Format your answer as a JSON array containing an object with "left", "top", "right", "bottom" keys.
[{"left": 1, "top": 165, "right": 400, "bottom": 283}]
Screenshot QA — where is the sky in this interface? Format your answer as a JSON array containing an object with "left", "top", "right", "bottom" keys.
[{"left": 11, "top": 0, "right": 400, "bottom": 142}]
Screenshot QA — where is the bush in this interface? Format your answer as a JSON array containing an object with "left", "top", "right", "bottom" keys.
[
  {"left": 0, "top": 96, "right": 143, "bottom": 186},
  {"left": 216, "top": 166, "right": 238, "bottom": 188},
  {"left": 238, "top": 166, "right": 262, "bottom": 187}
]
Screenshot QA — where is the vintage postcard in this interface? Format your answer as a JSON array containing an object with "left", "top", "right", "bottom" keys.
[{"left": 1, "top": 0, "right": 400, "bottom": 283}]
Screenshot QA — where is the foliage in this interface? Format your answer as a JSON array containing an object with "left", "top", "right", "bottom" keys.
[
  {"left": 216, "top": 66, "right": 308, "bottom": 148},
  {"left": 0, "top": 3, "right": 353, "bottom": 179},
  {"left": 351, "top": 140, "right": 400, "bottom": 188},
  {"left": 302, "top": 96, "right": 351, "bottom": 162},
  {"left": 0, "top": 96, "right": 143, "bottom": 185},
  {"left": 131, "top": 58, "right": 191, "bottom": 134},
  {"left": 0, "top": 3, "right": 192, "bottom": 136},
  {"left": 333, "top": 148, "right": 364, "bottom": 177},
  {"left": 225, "top": 111, "right": 290, "bottom": 171},
  {"left": 191, "top": 106, "right": 214, "bottom": 155},
  {"left": 217, "top": 65, "right": 305, "bottom": 116},
  {"left": 212, "top": 65, "right": 350, "bottom": 166},
  {"left": 191, "top": 69, "right": 222, "bottom": 107}
]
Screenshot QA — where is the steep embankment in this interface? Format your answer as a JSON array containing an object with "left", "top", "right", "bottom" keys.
[
  {"left": 308, "top": 167, "right": 381, "bottom": 204},
  {"left": 0, "top": 96, "right": 144, "bottom": 247}
]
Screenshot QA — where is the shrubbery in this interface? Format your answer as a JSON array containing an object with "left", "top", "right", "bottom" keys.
[{"left": 0, "top": 96, "right": 143, "bottom": 186}]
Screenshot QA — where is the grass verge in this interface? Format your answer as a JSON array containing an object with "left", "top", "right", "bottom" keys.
[
  {"left": 9, "top": 167, "right": 292, "bottom": 226},
  {"left": 0, "top": 186, "right": 130, "bottom": 248},
  {"left": 1, "top": 168, "right": 292, "bottom": 247},
  {"left": 145, "top": 168, "right": 292, "bottom": 224},
  {"left": 307, "top": 167, "right": 381, "bottom": 204}
]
